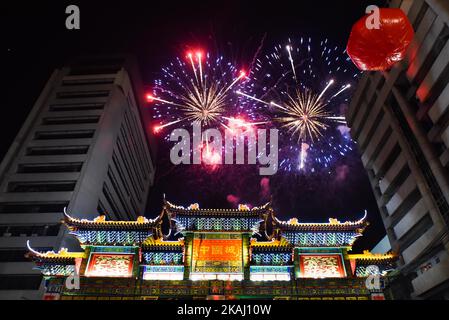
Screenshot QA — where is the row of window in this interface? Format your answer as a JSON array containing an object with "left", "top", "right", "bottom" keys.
[
  {"left": 380, "top": 166, "right": 412, "bottom": 207},
  {"left": 26, "top": 145, "right": 89, "bottom": 156},
  {"left": 0, "top": 275, "right": 42, "bottom": 290},
  {"left": 56, "top": 90, "right": 109, "bottom": 100},
  {"left": 366, "top": 127, "right": 394, "bottom": 169},
  {"left": 42, "top": 115, "right": 100, "bottom": 125},
  {"left": 0, "top": 202, "right": 68, "bottom": 214},
  {"left": 359, "top": 110, "right": 386, "bottom": 153},
  {"left": 390, "top": 93, "right": 449, "bottom": 223},
  {"left": 17, "top": 162, "right": 83, "bottom": 173},
  {"left": 118, "top": 130, "right": 145, "bottom": 192},
  {"left": 49, "top": 102, "right": 104, "bottom": 112},
  {"left": 0, "top": 248, "right": 52, "bottom": 263},
  {"left": 123, "top": 103, "right": 152, "bottom": 178},
  {"left": 0, "top": 224, "right": 60, "bottom": 237},
  {"left": 352, "top": 92, "right": 379, "bottom": 140},
  {"left": 116, "top": 137, "right": 144, "bottom": 199},
  {"left": 396, "top": 213, "right": 433, "bottom": 252},
  {"left": 62, "top": 78, "right": 114, "bottom": 86},
  {"left": 7, "top": 181, "right": 76, "bottom": 193},
  {"left": 106, "top": 167, "right": 138, "bottom": 219},
  {"left": 34, "top": 130, "right": 95, "bottom": 140}
]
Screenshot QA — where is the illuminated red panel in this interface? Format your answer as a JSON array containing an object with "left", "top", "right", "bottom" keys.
[
  {"left": 193, "top": 239, "right": 242, "bottom": 261},
  {"left": 299, "top": 255, "right": 346, "bottom": 278},
  {"left": 192, "top": 239, "right": 243, "bottom": 273},
  {"left": 85, "top": 254, "right": 134, "bottom": 278}
]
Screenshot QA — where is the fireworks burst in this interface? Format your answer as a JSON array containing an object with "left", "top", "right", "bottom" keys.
[
  {"left": 239, "top": 37, "right": 361, "bottom": 172},
  {"left": 148, "top": 50, "right": 247, "bottom": 133},
  {"left": 274, "top": 86, "right": 347, "bottom": 143}
]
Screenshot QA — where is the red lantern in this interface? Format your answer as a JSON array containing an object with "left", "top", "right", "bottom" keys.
[{"left": 346, "top": 8, "right": 414, "bottom": 71}]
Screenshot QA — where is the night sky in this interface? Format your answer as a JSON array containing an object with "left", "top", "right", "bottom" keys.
[{"left": 3, "top": 0, "right": 387, "bottom": 252}]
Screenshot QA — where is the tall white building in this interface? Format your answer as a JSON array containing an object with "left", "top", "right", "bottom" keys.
[
  {"left": 347, "top": 0, "right": 449, "bottom": 299},
  {"left": 0, "top": 56, "right": 155, "bottom": 299}
]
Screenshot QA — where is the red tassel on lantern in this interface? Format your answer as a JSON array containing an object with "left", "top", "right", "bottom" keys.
[{"left": 347, "top": 8, "right": 414, "bottom": 71}]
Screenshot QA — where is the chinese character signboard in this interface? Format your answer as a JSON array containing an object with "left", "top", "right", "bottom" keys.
[
  {"left": 85, "top": 254, "right": 134, "bottom": 278},
  {"left": 298, "top": 254, "right": 346, "bottom": 278},
  {"left": 191, "top": 234, "right": 243, "bottom": 273}
]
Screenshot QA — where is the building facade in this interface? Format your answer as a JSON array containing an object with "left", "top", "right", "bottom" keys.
[
  {"left": 346, "top": 0, "right": 449, "bottom": 299},
  {"left": 0, "top": 56, "right": 155, "bottom": 299},
  {"left": 28, "top": 199, "right": 395, "bottom": 300}
]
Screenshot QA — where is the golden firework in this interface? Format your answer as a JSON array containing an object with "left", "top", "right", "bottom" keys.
[
  {"left": 276, "top": 88, "right": 331, "bottom": 143},
  {"left": 180, "top": 81, "right": 227, "bottom": 125}
]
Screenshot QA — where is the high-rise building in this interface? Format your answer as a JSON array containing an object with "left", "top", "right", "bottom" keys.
[
  {"left": 0, "top": 56, "right": 155, "bottom": 299},
  {"left": 346, "top": 0, "right": 449, "bottom": 299}
]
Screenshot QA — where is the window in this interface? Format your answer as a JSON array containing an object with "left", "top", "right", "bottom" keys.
[
  {"left": 382, "top": 165, "right": 411, "bottom": 202},
  {"left": 69, "top": 66, "right": 121, "bottom": 76},
  {"left": 348, "top": 78, "right": 372, "bottom": 124},
  {"left": 0, "top": 248, "right": 52, "bottom": 262},
  {"left": 17, "top": 163, "right": 83, "bottom": 173},
  {"left": 49, "top": 103, "right": 104, "bottom": 112},
  {"left": 62, "top": 78, "right": 114, "bottom": 86},
  {"left": 0, "top": 275, "right": 43, "bottom": 290},
  {"left": 390, "top": 189, "right": 422, "bottom": 223},
  {"left": 107, "top": 168, "right": 133, "bottom": 218},
  {"left": 7, "top": 181, "right": 76, "bottom": 193},
  {"left": 353, "top": 93, "right": 378, "bottom": 139},
  {"left": 26, "top": 146, "right": 89, "bottom": 156},
  {"left": 412, "top": 2, "right": 429, "bottom": 30},
  {"left": 367, "top": 127, "right": 394, "bottom": 168},
  {"left": 1, "top": 225, "right": 60, "bottom": 237},
  {"left": 376, "top": 144, "right": 402, "bottom": 179},
  {"left": 413, "top": 26, "right": 449, "bottom": 88},
  {"left": 396, "top": 213, "right": 433, "bottom": 251},
  {"left": 42, "top": 116, "right": 100, "bottom": 125},
  {"left": 56, "top": 91, "right": 109, "bottom": 99},
  {"left": 421, "top": 60, "right": 449, "bottom": 107},
  {"left": 34, "top": 130, "right": 95, "bottom": 140},
  {"left": 115, "top": 140, "right": 142, "bottom": 201},
  {"left": 0, "top": 202, "right": 68, "bottom": 214},
  {"left": 102, "top": 184, "right": 120, "bottom": 216},
  {"left": 360, "top": 109, "right": 385, "bottom": 152}
]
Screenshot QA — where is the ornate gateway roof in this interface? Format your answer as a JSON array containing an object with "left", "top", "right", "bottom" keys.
[
  {"left": 63, "top": 209, "right": 163, "bottom": 231},
  {"left": 163, "top": 198, "right": 271, "bottom": 217},
  {"left": 269, "top": 211, "right": 369, "bottom": 247},
  {"left": 63, "top": 209, "right": 163, "bottom": 246},
  {"left": 164, "top": 199, "right": 269, "bottom": 234},
  {"left": 272, "top": 211, "right": 368, "bottom": 232}
]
